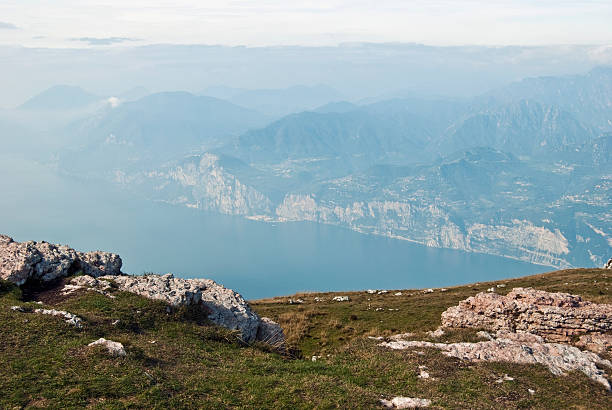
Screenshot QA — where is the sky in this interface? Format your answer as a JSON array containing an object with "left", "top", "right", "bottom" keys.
[{"left": 1, "top": 1, "right": 612, "bottom": 48}]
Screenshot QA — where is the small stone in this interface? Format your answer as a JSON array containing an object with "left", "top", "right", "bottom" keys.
[
  {"left": 426, "top": 327, "right": 445, "bottom": 338},
  {"left": 380, "top": 397, "right": 431, "bottom": 408},
  {"left": 88, "top": 338, "right": 126, "bottom": 357},
  {"left": 528, "top": 389, "right": 535, "bottom": 395}
]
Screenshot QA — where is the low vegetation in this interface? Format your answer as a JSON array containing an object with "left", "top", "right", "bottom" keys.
[{"left": 1, "top": 269, "right": 611, "bottom": 408}]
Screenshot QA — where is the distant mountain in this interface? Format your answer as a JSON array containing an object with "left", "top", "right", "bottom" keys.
[
  {"left": 313, "top": 101, "right": 358, "bottom": 113},
  {"left": 231, "top": 109, "right": 433, "bottom": 168},
  {"left": 18, "top": 85, "right": 100, "bottom": 111},
  {"left": 202, "top": 85, "right": 344, "bottom": 117},
  {"left": 485, "top": 67, "right": 612, "bottom": 131},
  {"left": 436, "top": 100, "right": 596, "bottom": 157},
  {"left": 60, "top": 92, "right": 270, "bottom": 176}
]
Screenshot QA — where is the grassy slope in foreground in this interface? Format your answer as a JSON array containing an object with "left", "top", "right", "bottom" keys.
[{"left": 0, "top": 268, "right": 610, "bottom": 408}]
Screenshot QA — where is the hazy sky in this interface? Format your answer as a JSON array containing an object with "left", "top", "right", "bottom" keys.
[{"left": 1, "top": 1, "right": 612, "bottom": 48}]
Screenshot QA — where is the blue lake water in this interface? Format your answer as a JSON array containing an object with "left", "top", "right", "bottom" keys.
[{"left": 0, "top": 155, "right": 550, "bottom": 299}]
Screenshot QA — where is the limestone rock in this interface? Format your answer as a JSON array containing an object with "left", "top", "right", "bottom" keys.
[
  {"left": 0, "top": 235, "right": 122, "bottom": 285},
  {"left": 74, "top": 273, "right": 280, "bottom": 344},
  {"left": 380, "top": 335, "right": 612, "bottom": 390},
  {"left": 77, "top": 251, "right": 122, "bottom": 277},
  {"left": 441, "top": 287, "right": 612, "bottom": 343},
  {"left": 63, "top": 275, "right": 115, "bottom": 298},
  {"left": 332, "top": 296, "right": 350, "bottom": 302},
  {"left": 34, "top": 308, "right": 83, "bottom": 328},
  {"left": 256, "top": 317, "right": 285, "bottom": 347},
  {"left": 380, "top": 397, "right": 432, "bottom": 408},
  {"left": 576, "top": 333, "right": 612, "bottom": 354},
  {"left": 88, "top": 338, "right": 126, "bottom": 356}
]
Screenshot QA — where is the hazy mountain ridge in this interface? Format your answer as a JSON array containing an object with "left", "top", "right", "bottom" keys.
[{"left": 37, "top": 67, "right": 612, "bottom": 268}]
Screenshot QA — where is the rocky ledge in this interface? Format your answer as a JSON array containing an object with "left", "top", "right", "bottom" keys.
[
  {"left": 0, "top": 235, "right": 283, "bottom": 345},
  {"left": 440, "top": 287, "right": 612, "bottom": 347},
  {"left": 379, "top": 286, "right": 612, "bottom": 391},
  {"left": 0, "top": 235, "right": 121, "bottom": 285}
]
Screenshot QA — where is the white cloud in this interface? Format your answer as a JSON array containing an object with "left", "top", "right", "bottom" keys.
[{"left": 1, "top": 1, "right": 612, "bottom": 47}]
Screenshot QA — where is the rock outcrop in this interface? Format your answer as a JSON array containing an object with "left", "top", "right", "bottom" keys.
[
  {"left": 66, "top": 274, "right": 283, "bottom": 344},
  {"left": 1, "top": 235, "right": 284, "bottom": 346},
  {"left": 441, "top": 287, "right": 612, "bottom": 345},
  {"left": 605, "top": 258, "right": 612, "bottom": 269},
  {"left": 380, "top": 332, "right": 612, "bottom": 390},
  {"left": 0, "top": 235, "right": 122, "bottom": 285}
]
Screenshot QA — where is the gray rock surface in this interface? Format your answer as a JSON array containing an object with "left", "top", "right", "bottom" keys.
[
  {"left": 256, "top": 317, "right": 286, "bottom": 347},
  {"left": 34, "top": 308, "right": 83, "bottom": 328},
  {"left": 69, "top": 273, "right": 283, "bottom": 344},
  {"left": 441, "top": 287, "right": 612, "bottom": 344},
  {"left": 0, "top": 234, "right": 122, "bottom": 285},
  {"left": 380, "top": 333, "right": 612, "bottom": 390}
]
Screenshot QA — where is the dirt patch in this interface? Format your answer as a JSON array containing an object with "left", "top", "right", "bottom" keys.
[{"left": 20, "top": 277, "right": 76, "bottom": 305}]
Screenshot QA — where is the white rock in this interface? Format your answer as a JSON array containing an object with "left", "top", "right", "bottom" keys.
[
  {"left": 380, "top": 397, "right": 432, "bottom": 408},
  {"left": 88, "top": 338, "right": 126, "bottom": 356},
  {"left": 394, "top": 292, "right": 403, "bottom": 296},
  {"left": 34, "top": 308, "right": 83, "bottom": 328},
  {"left": 10, "top": 305, "right": 24, "bottom": 312},
  {"left": 426, "top": 327, "right": 445, "bottom": 338},
  {"left": 379, "top": 338, "right": 612, "bottom": 390},
  {"left": 332, "top": 296, "right": 350, "bottom": 302}
]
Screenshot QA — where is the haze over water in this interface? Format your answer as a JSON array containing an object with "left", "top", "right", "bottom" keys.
[{"left": 0, "top": 155, "right": 549, "bottom": 299}]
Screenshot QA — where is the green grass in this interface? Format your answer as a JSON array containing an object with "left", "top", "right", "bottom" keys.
[{"left": 1, "top": 268, "right": 611, "bottom": 408}]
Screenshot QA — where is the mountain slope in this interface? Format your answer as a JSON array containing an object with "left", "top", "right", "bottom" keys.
[
  {"left": 61, "top": 92, "right": 270, "bottom": 176},
  {"left": 436, "top": 100, "right": 596, "bottom": 157},
  {"left": 19, "top": 85, "right": 100, "bottom": 111}
]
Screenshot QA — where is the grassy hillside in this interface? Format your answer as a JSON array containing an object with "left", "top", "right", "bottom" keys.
[{"left": 1, "top": 268, "right": 611, "bottom": 408}]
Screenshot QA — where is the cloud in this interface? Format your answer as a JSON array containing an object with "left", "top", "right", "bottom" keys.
[
  {"left": 0, "top": 22, "right": 19, "bottom": 30},
  {"left": 71, "top": 37, "right": 138, "bottom": 46}
]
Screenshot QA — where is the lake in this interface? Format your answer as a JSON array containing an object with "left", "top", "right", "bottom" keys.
[{"left": 0, "top": 155, "right": 550, "bottom": 299}]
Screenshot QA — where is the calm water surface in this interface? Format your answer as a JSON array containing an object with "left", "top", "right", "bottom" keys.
[{"left": 0, "top": 155, "right": 549, "bottom": 299}]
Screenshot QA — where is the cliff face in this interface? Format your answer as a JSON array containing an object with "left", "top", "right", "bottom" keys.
[{"left": 127, "top": 150, "right": 609, "bottom": 269}]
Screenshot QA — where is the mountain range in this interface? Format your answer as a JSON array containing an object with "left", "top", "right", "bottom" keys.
[{"left": 22, "top": 66, "right": 612, "bottom": 268}]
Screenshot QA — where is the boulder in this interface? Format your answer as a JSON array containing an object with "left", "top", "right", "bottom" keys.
[
  {"left": 441, "top": 287, "right": 612, "bottom": 343},
  {"left": 0, "top": 234, "right": 122, "bottom": 285}
]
